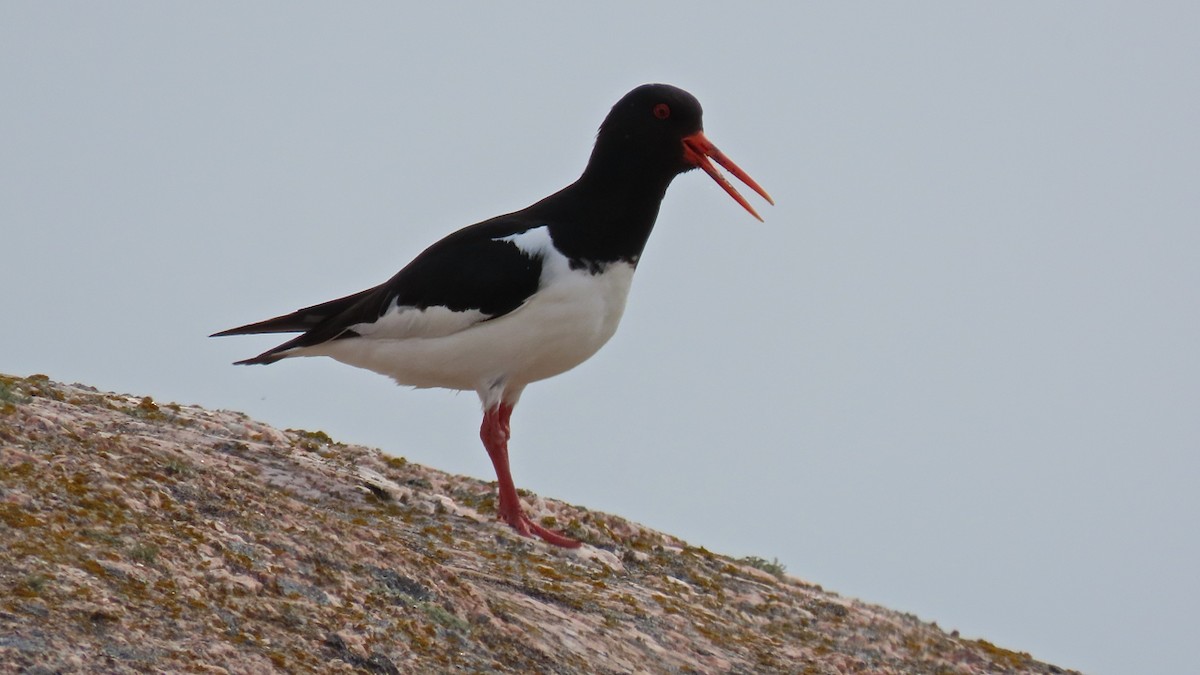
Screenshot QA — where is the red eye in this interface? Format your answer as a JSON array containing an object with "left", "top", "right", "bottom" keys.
[{"left": 653, "top": 103, "right": 671, "bottom": 120}]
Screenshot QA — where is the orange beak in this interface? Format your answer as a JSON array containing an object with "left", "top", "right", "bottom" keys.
[{"left": 681, "top": 131, "right": 774, "bottom": 221}]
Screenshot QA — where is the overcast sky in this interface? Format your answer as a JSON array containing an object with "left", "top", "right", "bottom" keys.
[{"left": 3, "top": 3, "right": 1198, "bottom": 673}]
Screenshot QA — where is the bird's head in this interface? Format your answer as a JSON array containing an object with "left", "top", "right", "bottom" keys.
[{"left": 591, "top": 83, "right": 774, "bottom": 221}]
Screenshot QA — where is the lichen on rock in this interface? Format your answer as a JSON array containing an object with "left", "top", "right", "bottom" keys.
[{"left": 0, "top": 373, "right": 1077, "bottom": 674}]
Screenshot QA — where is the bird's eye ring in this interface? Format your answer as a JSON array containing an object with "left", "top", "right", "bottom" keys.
[{"left": 653, "top": 103, "right": 671, "bottom": 120}]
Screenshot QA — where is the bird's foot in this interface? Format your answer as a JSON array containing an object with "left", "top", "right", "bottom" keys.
[{"left": 499, "top": 507, "right": 581, "bottom": 548}]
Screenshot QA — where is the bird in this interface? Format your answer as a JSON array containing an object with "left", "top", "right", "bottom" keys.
[{"left": 212, "top": 83, "right": 772, "bottom": 548}]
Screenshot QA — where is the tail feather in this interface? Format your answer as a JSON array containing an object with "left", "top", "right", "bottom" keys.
[
  {"left": 233, "top": 351, "right": 290, "bottom": 366},
  {"left": 212, "top": 286, "right": 378, "bottom": 364}
]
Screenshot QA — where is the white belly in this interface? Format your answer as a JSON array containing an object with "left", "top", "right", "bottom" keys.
[{"left": 302, "top": 261, "right": 636, "bottom": 394}]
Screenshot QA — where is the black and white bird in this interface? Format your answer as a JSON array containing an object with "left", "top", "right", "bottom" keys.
[{"left": 212, "top": 84, "right": 772, "bottom": 548}]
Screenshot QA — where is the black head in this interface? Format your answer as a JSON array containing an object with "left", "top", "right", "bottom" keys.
[
  {"left": 592, "top": 84, "right": 706, "bottom": 175},
  {"left": 584, "top": 83, "right": 773, "bottom": 220}
]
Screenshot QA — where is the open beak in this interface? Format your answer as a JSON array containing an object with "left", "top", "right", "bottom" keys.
[{"left": 681, "top": 131, "right": 774, "bottom": 222}]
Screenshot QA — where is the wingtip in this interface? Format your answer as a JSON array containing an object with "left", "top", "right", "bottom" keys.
[{"left": 210, "top": 325, "right": 258, "bottom": 338}]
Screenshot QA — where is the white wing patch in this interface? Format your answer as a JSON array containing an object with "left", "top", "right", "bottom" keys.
[
  {"left": 496, "top": 226, "right": 552, "bottom": 257},
  {"left": 496, "top": 226, "right": 573, "bottom": 285},
  {"left": 351, "top": 301, "right": 490, "bottom": 340}
]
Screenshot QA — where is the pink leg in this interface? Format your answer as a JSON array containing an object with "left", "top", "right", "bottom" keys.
[{"left": 480, "top": 403, "right": 580, "bottom": 548}]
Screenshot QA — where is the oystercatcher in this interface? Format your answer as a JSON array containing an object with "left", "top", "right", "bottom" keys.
[{"left": 212, "top": 84, "right": 772, "bottom": 548}]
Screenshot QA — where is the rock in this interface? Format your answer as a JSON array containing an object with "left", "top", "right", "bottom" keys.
[{"left": 0, "top": 373, "right": 1078, "bottom": 674}]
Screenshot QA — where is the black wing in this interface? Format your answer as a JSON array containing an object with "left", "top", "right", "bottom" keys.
[{"left": 212, "top": 217, "right": 545, "bottom": 365}]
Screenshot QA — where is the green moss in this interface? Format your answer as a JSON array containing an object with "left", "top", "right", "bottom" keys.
[
  {"left": 421, "top": 602, "right": 470, "bottom": 632},
  {"left": 163, "top": 458, "right": 194, "bottom": 477},
  {"left": 382, "top": 455, "right": 408, "bottom": 469},
  {"left": 289, "top": 428, "right": 338, "bottom": 451},
  {"left": 973, "top": 639, "right": 1032, "bottom": 668},
  {"left": 137, "top": 396, "right": 160, "bottom": 414},
  {"left": 129, "top": 543, "right": 159, "bottom": 565},
  {"left": 22, "top": 374, "right": 64, "bottom": 401},
  {"left": 738, "top": 555, "right": 787, "bottom": 579},
  {"left": 13, "top": 574, "right": 50, "bottom": 597},
  {"left": 0, "top": 379, "right": 31, "bottom": 405}
]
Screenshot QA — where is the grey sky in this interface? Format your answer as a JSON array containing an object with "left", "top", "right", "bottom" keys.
[{"left": 3, "top": 3, "right": 1197, "bottom": 673}]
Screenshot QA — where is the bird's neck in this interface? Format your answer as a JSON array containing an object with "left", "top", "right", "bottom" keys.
[
  {"left": 533, "top": 160, "right": 675, "bottom": 266},
  {"left": 577, "top": 166, "right": 671, "bottom": 222}
]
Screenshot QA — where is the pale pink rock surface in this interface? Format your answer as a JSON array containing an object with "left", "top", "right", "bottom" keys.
[{"left": 0, "top": 374, "right": 1078, "bottom": 674}]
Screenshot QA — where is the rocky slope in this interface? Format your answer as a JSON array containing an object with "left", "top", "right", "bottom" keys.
[{"left": 0, "top": 373, "right": 1077, "bottom": 674}]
